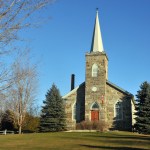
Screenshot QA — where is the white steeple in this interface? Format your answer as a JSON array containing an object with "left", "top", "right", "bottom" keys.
[{"left": 90, "top": 9, "right": 104, "bottom": 52}]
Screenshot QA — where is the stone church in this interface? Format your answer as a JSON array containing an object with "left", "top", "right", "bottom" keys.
[{"left": 63, "top": 11, "right": 135, "bottom": 131}]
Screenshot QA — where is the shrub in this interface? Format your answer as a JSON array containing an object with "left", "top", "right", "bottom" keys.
[{"left": 76, "top": 120, "right": 108, "bottom": 132}]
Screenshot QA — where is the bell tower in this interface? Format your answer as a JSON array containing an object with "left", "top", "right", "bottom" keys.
[{"left": 85, "top": 10, "right": 108, "bottom": 121}]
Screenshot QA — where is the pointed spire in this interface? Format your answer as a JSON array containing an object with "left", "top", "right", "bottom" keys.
[{"left": 90, "top": 9, "right": 104, "bottom": 52}]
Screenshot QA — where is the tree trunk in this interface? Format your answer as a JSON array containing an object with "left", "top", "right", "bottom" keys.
[{"left": 19, "top": 125, "right": 22, "bottom": 134}]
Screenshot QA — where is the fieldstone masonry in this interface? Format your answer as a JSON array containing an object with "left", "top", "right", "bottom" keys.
[
  {"left": 63, "top": 11, "right": 134, "bottom": 131},
  {"left": 85, "top": 52, "right": 108, "bottom": 122},
  {"left": 106, "top": 82, "right": 132, "bottom": 131},
  {"left": 64, "top": 83, "right": 85, "bottom": 130},
  {"left": 63, "top": 51, "right": 133, "bottom": 131}
]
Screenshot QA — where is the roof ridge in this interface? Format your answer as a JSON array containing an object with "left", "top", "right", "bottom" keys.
[{"left": 106, "top": 80, "right": 133, "bottom": 96}]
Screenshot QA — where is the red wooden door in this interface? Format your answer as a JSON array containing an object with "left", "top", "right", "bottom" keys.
[{"left": 91, "top": 110, "right": 99, "bottom": 121}]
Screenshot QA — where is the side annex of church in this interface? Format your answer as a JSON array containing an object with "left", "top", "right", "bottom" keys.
[{"left": 63, "top": 10, "right": 135, "bottom": 131}]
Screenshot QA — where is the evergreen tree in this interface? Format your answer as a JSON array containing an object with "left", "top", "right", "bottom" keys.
[
  {"left": 1, "top": 110, "right": 15, "bottom": 130},
  {"left": 40, "top": 84, "right": 66, "bottom": 132},
  {"left": 135, "top": 81, "right": 150, "bottom": 134}
]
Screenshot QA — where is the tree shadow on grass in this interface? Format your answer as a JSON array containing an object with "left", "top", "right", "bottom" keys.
[
  {"left": 87, "top": 133, "right": 150, "bottom": 142},
  {"left": 82, "top": 132, "right": 150, "bottom": 141},
  {"left": 80, "top": 144, "right": 148, "bottom": 150},
  {"left": 80, "top": 134, "right": 150, "bottom": 149}
]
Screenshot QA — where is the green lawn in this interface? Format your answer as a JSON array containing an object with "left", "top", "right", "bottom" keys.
[{"left": 0, "top": 131, "right": 149, "bottom": 150}]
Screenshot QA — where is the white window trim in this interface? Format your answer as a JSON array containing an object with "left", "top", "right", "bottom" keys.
[
  {"left": 90, "top": 102, "right": 100, "bottom": 121},
  {"left": 92, "top": 64, "right": 98, "bottom": 77},
  {"left": 90, "top": 102, "right": 100, "bottom": 110},
  {"left": 114, "top": 100, "right": 123, "bottom": 121},
  {"left": 72, "top": 102, "right": 76, "bottom": 121}
]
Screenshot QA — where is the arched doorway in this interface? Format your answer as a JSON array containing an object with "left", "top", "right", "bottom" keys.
[{"left": 91, "top": 102, "right": 99, "bottom": 121}]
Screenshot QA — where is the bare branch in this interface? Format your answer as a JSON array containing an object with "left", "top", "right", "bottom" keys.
[
  {"left": 0, "top": 0, "right": 54, "bottom": 101},
  {"left": 0, "top": 0, "right": 55, "bottom": 53},
  {"left": 6, "top": 49, "right": 38, "bottom": 134}
]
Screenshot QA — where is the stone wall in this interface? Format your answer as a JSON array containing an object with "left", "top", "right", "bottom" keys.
[
  {"left": 85, "top": 52, "right": 108, "bottom": 121},
  {"left": 63, "top": 83, "right": 85, "bottom": 130},
  {"left": 63, "top": 49, "right": 133, "bottom": 131},
  {"left": 106, "top": 82, "right": 132, "bottom": 131}
]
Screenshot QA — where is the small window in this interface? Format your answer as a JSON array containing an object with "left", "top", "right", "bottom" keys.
[
  {"left": 72, "top": 103, "right": 80, "bottom": 121},
  {"left": 91, "top": 102, "right": 99, "bottom": 110},
  {"left": 72, "top": 104, "right": 76, "bottom": 120},
  {"left": 92, "top": 64, "right": 98, "bottom": 77},
  {"left": 92, "top": 102, "right": 99, "bottom": 109},
  {"left": 115, "top": 101, "right": 123, "bottom": 120}
]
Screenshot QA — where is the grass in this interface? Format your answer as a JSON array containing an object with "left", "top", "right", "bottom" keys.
[{"left": 0, "top": 131, "right": 149, "bottom": 150}]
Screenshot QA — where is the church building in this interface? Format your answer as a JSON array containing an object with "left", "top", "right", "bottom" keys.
[{"left": 63, "top": 10, "right": 135, "bottom": 131}]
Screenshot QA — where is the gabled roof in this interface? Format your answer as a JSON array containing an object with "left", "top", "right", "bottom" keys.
[
  {"left": 62, "top": 82, "right": 85, "bottom": 99},
  {"left": 63, "top": 80, "right": 134, "bottom": 101},
  {"left": 106, "top": 80, "right": 133, "bottom": 96}
]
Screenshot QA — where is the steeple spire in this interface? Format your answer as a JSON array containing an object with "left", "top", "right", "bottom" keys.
[{"left": 90, "top": 9, "right": 104, "bottom": 52}]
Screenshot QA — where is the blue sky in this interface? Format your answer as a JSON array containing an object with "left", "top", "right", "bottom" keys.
[{"left": 20, "top": 0, "right": 150, "bottom": 105}]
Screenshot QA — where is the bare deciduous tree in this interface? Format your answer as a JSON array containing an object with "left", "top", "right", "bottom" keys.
[
  {"left": 0, "top": 92, "right": 6, "bottom": 127},
  {"left": 0, "top": 0, "right": 55, "bottom": 132},
  {"left": 0, "top": 0, "right": 55, "bottom": 52},
  {"left": 0, "top": 0, "right": 55, "bottom": 92},
  {"left": 8, "top": 50, "right": 38, "bottom": 134}
]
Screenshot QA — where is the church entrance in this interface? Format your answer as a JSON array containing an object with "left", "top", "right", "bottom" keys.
[
  {"left": 90, "top": 102, "right": 100, "bottom": 121},
  {"left": 91, "top": 110, "right": 99, "bottom": 121}
]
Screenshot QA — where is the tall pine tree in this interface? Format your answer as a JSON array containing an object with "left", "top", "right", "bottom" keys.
[
  {"left": 40, "top": 84, "right": 66, "bottom": 132},
  {"left": 135, "top": 81, "right": 150, "bottom": 134}
]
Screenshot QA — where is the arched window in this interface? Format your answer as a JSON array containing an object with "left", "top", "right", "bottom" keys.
[
  {"left": 92, "top": 102, "right": 99, "bottom": 110},
  {"left": 91, "top": 102, "right": 99, "bottom": 110},
  {"left": 72, "top": 103, "right": 76, "bottom": 120},
  {"left": 91, "top": 102, "right": 99, "bottom": 121},
  {"left": 92, "top": 64, "right": 98, "bottom": 77},
  {"left": 115, "top": 101, "right": 123, "bottom": 120},
  {"left": 72, "top": 103, "right": 80, "bottom": 121}
]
